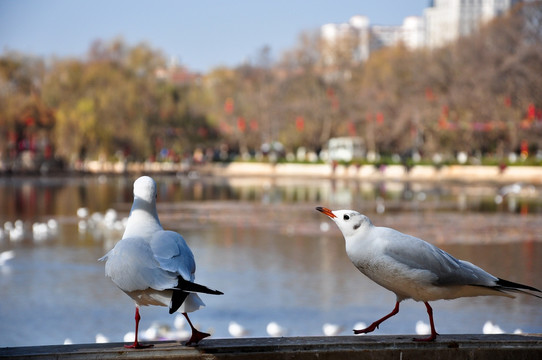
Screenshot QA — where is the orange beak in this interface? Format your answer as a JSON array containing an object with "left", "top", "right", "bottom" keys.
[{"left": 316, "top": 207, "right": 336, "bottom": 218}]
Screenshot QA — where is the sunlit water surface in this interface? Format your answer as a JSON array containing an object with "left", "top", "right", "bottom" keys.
[{"left": 0, "top": 175, "right": 541, "bottom": 346}]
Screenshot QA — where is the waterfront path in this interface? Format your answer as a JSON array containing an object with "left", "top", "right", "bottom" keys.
[{"left": 77, "top": 161, "right": 542, "bottom": 184}]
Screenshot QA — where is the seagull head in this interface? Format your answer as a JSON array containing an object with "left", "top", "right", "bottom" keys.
[
  {"left": 133, "top": 176, "right": 158, "bottom": 205},
  {"left": 316, "top": 207, "right": 372, "bottom": 238}
]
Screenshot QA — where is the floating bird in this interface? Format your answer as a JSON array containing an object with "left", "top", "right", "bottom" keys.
[
  {"left": 0, "top": 250, "right": 15, "bottom": 266},
  {"left": 353, "top": 321, "right": 367, "bottom": 332},
  {"left": 123, "top": 331, "right": 136, "bottom": 343},
  {"left": 415, "top": 320, "right": 431, "bottom": 335},
  {"left": 168, "top": 314, "right": 191, "bottom": 341},
  {"left": 482, "top": 320, "right": 504, "bottom": 334},
  {"left": 322, "top": 323, "right": 344, "bottom": 336},
  {"left": 0, "top": 250, "right": 14, "bottom": 275},
  {"left": 77, "top": 207, "right": 89, "bottom": 219},
  {"left": 316, "top": 206, "right": 541, "bottom": 341},
  {"left": 228, "top": 321, "right": 250, "bottom": 337},
  {"left": 266, "top": 321, "right": 288, "bottom": 337},
  {"left": 100, "top": 176, "right": 223, "bottom": 348},
  {"left": 95, "top": 333, "right": 109, "bottom": 343}
]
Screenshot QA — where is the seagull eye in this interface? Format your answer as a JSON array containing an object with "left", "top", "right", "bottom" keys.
[{"left": 343, "top": 214, "right": 350, "bottom": 220}]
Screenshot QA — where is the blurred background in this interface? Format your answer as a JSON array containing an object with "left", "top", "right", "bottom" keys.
[{"left": 0, "top": 0, "right": 541, "bottom": 347}]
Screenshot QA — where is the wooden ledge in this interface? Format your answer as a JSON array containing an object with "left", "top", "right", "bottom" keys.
[{"left": 1, "top": 334, "right": 542, "bottom": 359}]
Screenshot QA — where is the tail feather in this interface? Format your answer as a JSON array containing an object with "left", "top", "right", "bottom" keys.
[
  {"left": 168, "top": 277, "right": 223, "bottom": 314},
  {"left": 169, "top": 290, "right": 189, "bottom": 314},
  {"left": 175, "top": 277, "right": 224, "bottom": 295},
  {"left": 495, "top": 278, "right": 542, "bottom": 299}
]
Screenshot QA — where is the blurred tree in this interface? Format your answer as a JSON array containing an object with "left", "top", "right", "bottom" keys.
[{"left": 2, "top": 1, "right": 541, "bottom": 169}]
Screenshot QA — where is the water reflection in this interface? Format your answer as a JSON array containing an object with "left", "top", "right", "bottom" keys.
[{"left": 0, "top": 175, "right": 541, "bottom": 346}]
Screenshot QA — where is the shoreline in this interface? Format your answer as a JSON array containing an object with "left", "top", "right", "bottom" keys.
[
  {"left": 99, "top": 161, "right": 542, "bottom": 184},
  {"left": 2, "top": 161, "right": 542, "bottom": 184}
]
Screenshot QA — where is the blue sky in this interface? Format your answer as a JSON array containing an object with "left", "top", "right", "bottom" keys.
[{"left": 0, "top": 0, "right": 429, "bottom": 72}]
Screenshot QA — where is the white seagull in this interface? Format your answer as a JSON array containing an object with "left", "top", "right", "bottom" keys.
[
  {"left": 228, "top": 321, "right": 250, "bottom": 337},
  {"left": 100, "top": 176, "right": 223, "bottom": 348},
  {"left": 316, "top": 206, "right": 541, "bottom": 341}
]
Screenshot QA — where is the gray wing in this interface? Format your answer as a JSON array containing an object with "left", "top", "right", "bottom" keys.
[
  {"left": 381, "top": 227, "right": 498, "bottom": 287},
  {"left": 150, "top": 230, "right": 196, "bottom": 282},
  {"left": 103, "top": 237, "right": 178, "bottom": 292}
]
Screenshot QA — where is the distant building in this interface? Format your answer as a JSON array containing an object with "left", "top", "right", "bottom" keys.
[
  {"left": 402, "top": 16, "right": 425, "bottom": 50},
  {"left": 320, "top": 0, "right": 523, "bottom": 65},
  {"left": 321, "top": 15, "right": 370, "bottom": 64},
  {"left": 424, "top": 0, "right": 521, "bottom": 48}
]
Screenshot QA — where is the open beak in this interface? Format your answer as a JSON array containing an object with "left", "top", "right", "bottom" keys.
[{"left": 316, "top": 207, "right": 336, "bottom": 218}]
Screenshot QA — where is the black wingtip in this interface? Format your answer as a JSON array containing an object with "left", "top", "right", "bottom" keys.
[
  {"left": 176, "top": 277, "right": 224, "bottom": 295},
  {"left": 496, "top": 278, "right": 542, "bottom": 298}
]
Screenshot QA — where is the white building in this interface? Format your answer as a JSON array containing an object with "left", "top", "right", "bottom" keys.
[
  {"left": 321, "top": 15, "right": 370, "bottom": 64},
  {"left": 424, "top": 0, "right": 521, "bottom": 48},
  {"left": 320, "top": 0, "right": 521, "bottom": 64},
  {"left": 402, "top": 16, "right": 425, "bottom": 50}
]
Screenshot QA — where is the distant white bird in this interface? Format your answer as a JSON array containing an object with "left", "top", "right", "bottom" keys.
[
  {"left": 100, "top": 176, "right": 223, "bottom": 348},
  {"left": 317, "top": 206, "right": 541, "bottom": 341},
  {"left": 0, "top": 250, "right": 14, "bottom": 275},
  {"left": 9, "top": 220, "right": 25, "bottom": 242},
  {"left": 95, "top": 333, "right": 109, "bottom": 343},
  {"left": 494, "top": 182, "right": 536, "bottom": 204},
  {"left": 353, "top": 322, "right": 367, "bottom": 334},
  {"left": 266, "top": 321, "right": 288, "bottom": 337},
  {"left": 319, "top": 222, "right": 330, "bottom": 232},
  {"left": 415, "top": 320, "right": 431, "bottom": 335},
  {"left": 0, "top": 250, "right": 15, "bottom": 266},
  {"left": 168, "top": 314, "right": 191, "bottom": 341},
  {"left": 228, "top": 321, "right": 250, "bottom": 337},
  {"left": 123, "top": 331, "right": 136, "bottom": 343},
  {"left": 77, "top": 207, "right": 89, "bottom": 218},
  {"left": 482, "top": 321, "right": 505, "bottom": 334},
  {"left": 141, "top": 322, "right": 170, "bottom": 341},
  {"left": 322, "top": 323, "right": 343, "bottom": 336},
  {"left": 174, "top": 313, "right": 186, "bottom": 331},
  {"left": 32, "top": 222, "right": 50, "bottom": 242}
]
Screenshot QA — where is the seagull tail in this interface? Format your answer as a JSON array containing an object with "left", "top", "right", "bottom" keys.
[
  {"left": 175, "top": 277, "right": 224, "bottom": 296},
  {"left": 495, "top": 278, "right": 542, "bottom": 299},
  {"left": 169, "top": 291, "right": 189, "bottom": 314},
  {"left": 168, "top": 278, "right": 224, "bottom": 314}
]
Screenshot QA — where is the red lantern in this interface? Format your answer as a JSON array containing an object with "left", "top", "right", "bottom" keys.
[
  {"left": 224, "top": 98, "right": 234, "bottom": 114},
  {"left": 296, "top": 116, "right": 304, "bottom": 132},
  {"left": 237, "top": 117, "right": 246, "bottom": 132}
]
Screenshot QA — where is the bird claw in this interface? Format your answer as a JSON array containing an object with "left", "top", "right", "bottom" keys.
[
  {"left": 184, "top": 330, "right": 211, "bottom": 346},
  {"left": 353, "top": 323, "right": 378, "bottom": 334}
]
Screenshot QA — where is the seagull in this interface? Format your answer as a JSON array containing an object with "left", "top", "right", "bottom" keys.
[
  {"left": 482, "top": 320, "right": 504, "bottom": 334},
  {"left": 316, "top": 206, "right": 541, "bottom": 341},
  {"left": 100, "top": 176, "right": 223, "bottom": 348},
  {"left": 0, "top": 250, "right": 15, "bottom": 266},
  {"left": 266, "top": 321, "right": 288, "bottom": 337},
  {"left": 415, "top": 320, "right": 431, "bottom": 335},
  {"left": 95, "top": 333, "right": 109, "bottom": 343},
  {"left": 228, "top": 321, "right": 250, "bottom": 337},
  {"left": 322, "top": 323, "right": 344, "bottom": 336}
]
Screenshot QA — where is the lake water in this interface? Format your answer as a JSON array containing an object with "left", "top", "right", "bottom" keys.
[{"left": 0, "top": 174, "right": 541, "bottom": 346}]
